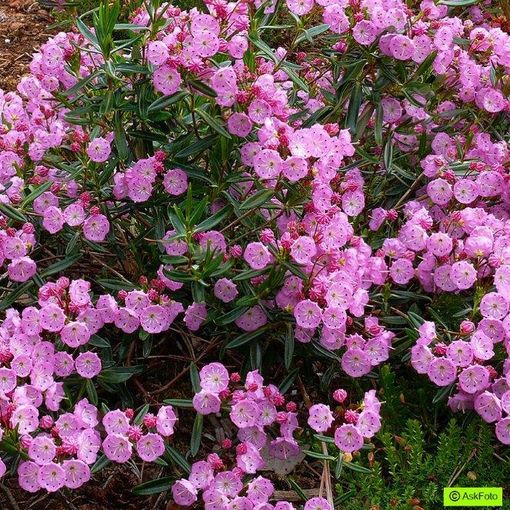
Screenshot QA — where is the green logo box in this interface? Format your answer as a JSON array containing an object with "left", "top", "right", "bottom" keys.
[{"left": 444, "top": 488, "right": 503, "bottom": 507}]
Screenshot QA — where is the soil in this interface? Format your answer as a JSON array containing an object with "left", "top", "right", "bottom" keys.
[{"left": 0, "top": 0, "right": 56, "bottom": 91}]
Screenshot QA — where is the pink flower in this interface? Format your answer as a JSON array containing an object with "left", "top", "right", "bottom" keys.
[
  {"left": 137, "top": 433, "right": 165, "bottom": 462},
  {"left": 227, "top": 113, "right": 252, "bottom": 137},
  {"left": 153, "top": 65, "right": 182, "bottom": 96},
  {"left": 42, "top": 206, "right": 64, "bottom": 234},
  {"left": 287, "top": 0, "right": 314, "bottom": 15},
  {"left": 236, "top": 441, "right": 264, "bottom": 473},
  {"left": 64, "top": 203, "right": 86, "bottom": 226},
  {"left": 63, "top": 459, "right": 91, "bottom": 489},
  {"left": 427, "top": 178, "right": 453, "bottom": 206},
  {"left": 193, "top": 390, "right": 221, "bottom": 415},
  {"left": 230, "top": 399, "right": 260, "bottom": 428},
  {"left": 496, "top": 418, "right": 510, "bottom": 445},
  {"left": 157, "top": 405, "right": 177, "bottom": 437},
  {"left": 294, "top": 299, "right": 322, "bottom": 329},
  {"left": 244, "top": 242, "right": 271, "bottom": 270},
  {"left": 458, "top": 365, "right": 490, "bottom": 394},
  {"left": 40, "top": 303, "right": 66, "bottom": 332},
  {"left": 8, "top": 257, "right": 37, "bottom": 282},
  {"left": 83, "top": 213, "right": 110, "bottom": 242},
  {"left": 334, "top": 424, "right": 363, "bottom": 453},
  {"left": 102, "top": 434, "right": 133, "bottom": 463},
  {"left": 390, "top": 258, "right": 414, "bottom": 284},
  {"left": 140, "top": 305, "right": 169, "bottom": 334},
  {"left": 163, "top": 168, "right": 188, "bottom": 196},
  {"left": 189, "top": 460, "right": 214, "bottom": 489},
  {"left": 75, "top": 352, "right": 102, "bottom": 379},
  {"left": 427, "top": 357, "right": 457, "bottom": 386},
  {"left": 28, "top": 436, "right": 56, "bottom": 466},
  {"left": 235, "top": 306, "right": 267, "bottom": 332},
  {"left": 341, "top": 348, "right": 371, "bottom": 378},
  {"left": 103, "top": 410, "right": 130, "bottom": 435},
  {"left": 291, "top": 236, "right": 316, "bottom": 265},
  {"left": 172, "top": 478, "right": 198, "bottom": 506},
  {"left": 352, "top": 20, "right": 377, "bottom": 46},
  {"left": 200, "top": 362, "right": 229, "bottom": 393},
  {"left": 474, "top": 392, "right": 502, "bottom": 423},
  {"left": 18, "top": 462, "right": 40, "bottom": 493},
  {"left": 214, "top": 278, "right": 238, "bottom": 303},
  {"left": 61, "top": 321, "right": 90, "bottom": 347},
  {"left": 87, "top": 137, "right": 111, "bottom": 163},
  {"left": 147, "top": 41, "right": 169, "bottom": 66},
  {"left": 304, "top": 497, "right": 333, "bottom": 510},
  {"left": 308, "top": 404, "right": 334, "bottom": 432},
  {"left": 450, "top": 261, "right": 477, "bottom": 290},
  {"left": 253, "top": 149, "right": 282, "bottom": 179},
  {"left": 37, "top": 462, "right": 65, "bottom": 492},
  {"left": 184, "top": 303, "right": 207, "bottom": 331}
]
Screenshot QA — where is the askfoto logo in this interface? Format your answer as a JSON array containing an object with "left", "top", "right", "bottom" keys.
[{"left": 443, "top": 487, "right": 503, "bottom": 507}]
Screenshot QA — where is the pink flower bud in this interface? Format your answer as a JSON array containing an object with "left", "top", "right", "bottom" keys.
[
  {"left": 344, "top": 410, "right": 359, "bottom": 424},
  {"left": 143, "top": 413, "right": 157, "bottom": 428},
  {"left": 333, "top": 389, "right": 348, "bottom": 404}
]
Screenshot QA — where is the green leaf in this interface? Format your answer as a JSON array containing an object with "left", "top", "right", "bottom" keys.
[
  {"left": 76, "top": 17, "right": 100, "bottom": 48},
  {"left": 22, "top": 181, "right": 52, "bottom": 208},
  {"left": 195, "top": 109, "right": 231, "bottom": 139},
  {"left": 190, "top": 363, "right": 201, "bottom": 393},
  {"left": 40, "top": 254, "right": 82, "bottom": 278},
  {"left": 0, "top": 204, "right": 27, "bottom": 223},
  {"left": 98, "top": 366, "right": 144, "bottom": 384},
  {"left": 91, "top": 454, "right": 110, "bottom": 474},
  {"left": 195, "top": 206, "right": 231, "bottom": 233},
  {"left": 175, "top": 136, "right": 216, "bottom": 158},
  {"left": 335, "top": 454, "right": 344, "bottom": 478},
  {"left": 97, "top": 278, "right": 137, "bottom": 291},
  {"left": 134, "top": 404, "right": 150, "bottom": 425},
  {"left": 278, "top": 367, "right": 299, "bottom": 394},
  {"left": 215, "top": 306, "right": 249, "bottom": 325},
  {"left": 295, "top": 24, "right": 330, "bottom": 44},
  {"left": 148, "top": 91, "right": 188, "bottom": 112},
  {"left": 342, "top": 461, "right": 371, "bottom": 473},
  {"left": 282, "top": 65, "right": 309, "bottom": 93},
  {"left": 165, "top": 445, "right": 191, "bottom": 474},
  {"left": 0, "top": 281, "right": 34, "bottom": 311},
  {"left": 187, "top": 79, "right": 217, "bottom": 97},
  {"left": 383, "top": 137, "right": 394, "bottom": 172},
  {"left": 239, "top": 189, "right": 274, "bottom": 211},
  {"left": 439, "top": 0, "right": 478, "bottom": 5},
  {"left": 374, "top": 104, "right": 383, "bottom": 147},
  {"left": 190, "top": 414, "right": 203, "bottom": 457},
  {"left": 85, "top": 379, "right": 98, "bottom": 405},
  {"left": 346, "top": 83, "right": 362, "bottom": 135},
  {"left": 163, "top": 399, "right": 194, "bottom": 408},
  {"left": 225, "top": 324, "right": 271, "bottom": 349},
  {"left": 303, "top": 450, "right": 336, "bottom": 461},
  {"left": 284, "top": 324, "right": 294, "bottom": 370},
  {"left": 89, "top": 334, "right": 111, "bottom": 349},
  {"left": 132, "top": 477, "right": 173, "bottom": 496}
]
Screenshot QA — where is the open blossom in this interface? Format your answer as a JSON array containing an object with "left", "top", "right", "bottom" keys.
[
  {"left": 87, "top": 137, "right": 111, "bottom": 163},
  {"left": 103, "top": 434, "right": 133, "bottom": 463},
  {"left": 308, "top": 404, "right": 334, "bottom": 432},
  {"left": 137, "top": 433, "right": 165, "bottom": 462}
]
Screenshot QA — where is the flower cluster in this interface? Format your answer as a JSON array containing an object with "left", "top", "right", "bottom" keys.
[
  {"left": 308, "top": 390, "right": 382, "bottom": 455},
  {"left": 174, "top": 362, "right": 340, "bottom": 509}
]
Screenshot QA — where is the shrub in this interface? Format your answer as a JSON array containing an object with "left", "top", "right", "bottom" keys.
[{"left": 0, "top": 0, "right": 510, "bottom": 507}]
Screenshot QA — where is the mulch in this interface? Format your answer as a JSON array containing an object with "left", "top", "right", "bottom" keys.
[{"left": 0, "top": 0, "right": 56, "bottom": 91}]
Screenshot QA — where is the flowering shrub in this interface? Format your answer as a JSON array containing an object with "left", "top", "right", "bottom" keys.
[{"left": 1, "top": 0, "right": 510, "bottom": 506}]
